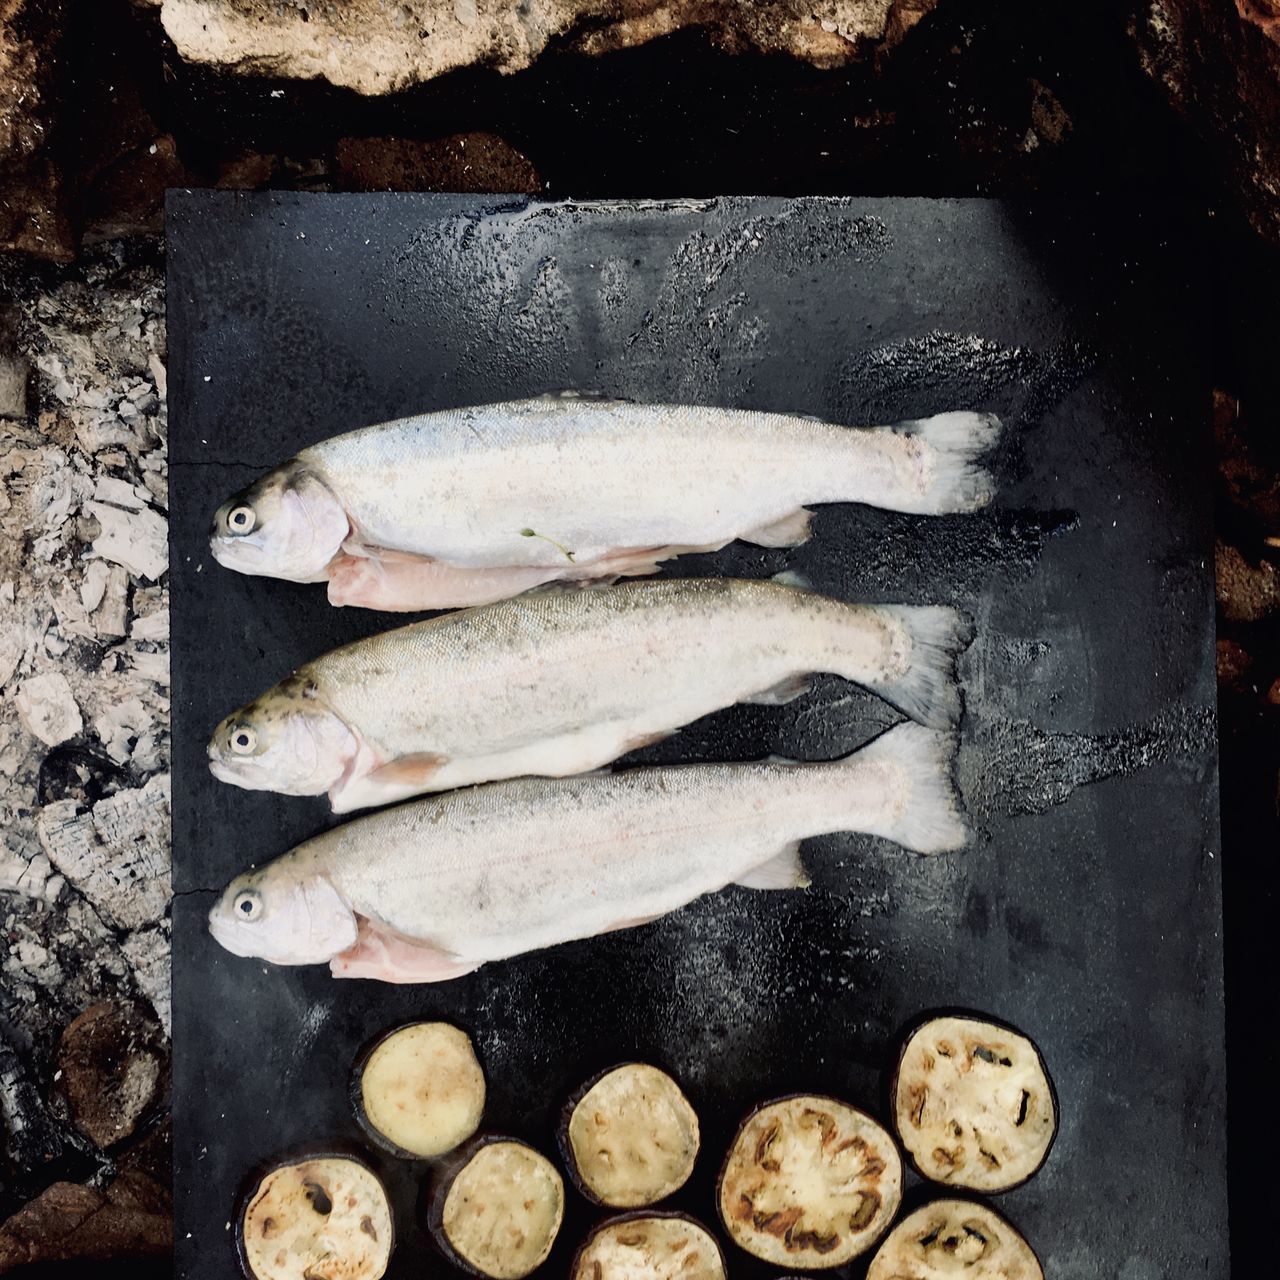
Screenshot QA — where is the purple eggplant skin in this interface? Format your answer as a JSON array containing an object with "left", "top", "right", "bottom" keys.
[
  {"left": 348, "top": 1018, "right": 485, "bottom": 1162},
  {"left": 424, "top": 1133, "right": 563, "bottom": 1279},
  {"left": 555, "top": 1061, "right": 700, "bottom": 1208},
  {"left": 715, "top": 1093, "right": 905, "bottom": 1269},
  {"left": 569, "top": 1211, "right": 727, "bottom": 1280},
  {"left": 885, "top": 1008, "right": 1060, "bottom": 1195},
  {"left": 233, "top": 1144, "right": 394, "bottom": 1280}
]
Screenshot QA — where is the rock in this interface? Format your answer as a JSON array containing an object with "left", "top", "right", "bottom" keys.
[
  {"left": 86, "top": 500, "right": 168, "bottom": 581},
  {"left": 1215, "top": 388, "right": 1280, "bottom": 530},
  {"left": 53, "top": 1001, "right": 167, "bottom": 1148},
  {"left": 15, "top": 672, "right": 83, "bottom": 747},
  {"left": 0, "top": 1175, "right": 172, "bottom": 1270},
  {"left": 1216, "top": 637, "right": 1254, "bottom": 693},
  {"left": 83, "top": 132, "right": 189, "bottom": 244},
  {"left": 1216, "top": 538, "right": 1280, "bottom": 622},
  {"left": 160, "top": 0, "right": 941, "bottom": 94},
  {"left": 335, "top": 132, "right": 542, "bottom": 193},
  {"left": 1133, "top": 0, "right": 1280, "bottom": 244},
  {"left": 0, "top": 0, "right": 75, "bottom": 259},
  {"left": 36, "top": 774, "right": 171, "bottom": 933}
]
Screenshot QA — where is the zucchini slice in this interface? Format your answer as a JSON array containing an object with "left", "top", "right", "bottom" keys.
[
  {"left": 571, "top": 1213, "right": 726, "bottom": 1280},
  {"left": 561, "top": 1063, "right": 700, "bottom": 1207},
  {"left": 237, "top": 1154, "right": 392, "bottom": 1280},
  {"left": 866, "top": 1199, "right": 1044, "bottom": 1279},
  {"left": 892, "top": 1015, "right": 1057, "bottom": 1192},
  {"left": 717, "top": 1094, "right": 902, "bottom": 1268},
  {"left": 428, "top": 1136, "right": 564, "bottom": 1279},
  {"left": 352, "top": 1021, "right": 486, "bottom": 1159}
]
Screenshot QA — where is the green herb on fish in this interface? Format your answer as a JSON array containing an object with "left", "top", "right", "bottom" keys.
[{"left": 519, "top": 527, "right": 576, "bottom": 562}]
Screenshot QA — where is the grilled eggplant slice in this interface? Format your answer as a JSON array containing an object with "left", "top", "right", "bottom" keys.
[
  {"left": 428, "top": 1136, "right": 564, "bottom": 1279},
  {"left": 352, "top": 1021, "right": 486, "bottom": 1159},
  {"left": 571, "top": 1212, "right": 726, "bottom": 1280},
  {"left": 236, "top": 1154, "right": 392, "bottom": 1280},
  {"left": 892, "top": 1015, "right": 1057, "bottom": 1192},
  {"left": 717, "top": 1094, "right": 902, "bottom": 1268},
  {"left": 866, "top": 1199, "right": 1044, "bottom": 1279},
  {"left": 560, "top": 1063, "right": 700, "bottom": 1207}
]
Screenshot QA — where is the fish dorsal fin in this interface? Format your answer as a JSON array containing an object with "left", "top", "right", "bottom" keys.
[
  {"left": 735, "top": 842, "right": 810, "bottom": 890},
  {"left": 771, "top": 569, "right": 814, "bottom": 592},
  {"left": 542, "top": 389, "right": 630, "bottom": 403},
  {"left": 744, "top": 674, "right": 812, "bottom": 706}
]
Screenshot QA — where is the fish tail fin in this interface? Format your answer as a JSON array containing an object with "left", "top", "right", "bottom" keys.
[
  {"left": 900, "top": 410, "right": 1002, "bottom": 513},
  {"left": 864, "top": 605, "right": 974, "bottom": 729},
  {"left": 848, "top": 721, "right": 966, "bottom": 854}
]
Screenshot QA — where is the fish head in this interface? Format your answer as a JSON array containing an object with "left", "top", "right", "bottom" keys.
[
  {"left": 208, "top": 860, "right": 358, "bottom": 965},
  {"left": 210, "top": 464, "right": 349, "bottom": 582},
  {"left": 208, "top": 678, "right": 358, "bottom": 797}
]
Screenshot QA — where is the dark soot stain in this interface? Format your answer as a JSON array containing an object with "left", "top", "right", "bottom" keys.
[{"left": 961, "top": 702, "right": 1216, "bottom": 819}]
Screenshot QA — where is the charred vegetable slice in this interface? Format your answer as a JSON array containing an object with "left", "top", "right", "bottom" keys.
[
  {"left": 866, "top": 1199, "right": 1044, "bottom": 1279},
  {"left": 717, "top": 1094, "right": 902, "bottom": 1268},
  {"left": 237, "top": 1154, "right": 392, "bottom": 1280},
  {"left": 571, "top": 1213, "right": 726, "bottom": 1280},
  {"left": 430, "top": 1137, "right": 564, "bottom": 1279},
  {"left": 562, "top": 1063, "right": 700, "bottom": 1207},
  {"left": 353, "top": 1021, "right": 486, "bottom": 1159},
  {"left": 892, "top": 1015, "right": 1056, "bottom": 1192}
]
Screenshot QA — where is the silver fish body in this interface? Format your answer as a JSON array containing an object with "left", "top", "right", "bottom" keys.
[
  {"left": 207, "top": 578, "right": 972, "bottom": 812},
  {"left": 207, "top": 721, "right": 964, "bottom": 982},
  {"left": 210, "top": 395, "right": 1001, "bottom": 609}
]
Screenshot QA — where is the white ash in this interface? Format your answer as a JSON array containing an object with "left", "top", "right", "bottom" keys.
[
  {"left": 14, "top": 673, "right": 84, "bottom": 747},
  {"left": 0, "top": 243, "right": 171, "bottom": 1060},
  {"left": 37, "top": 775, "right": 171, "bottom": 934}
]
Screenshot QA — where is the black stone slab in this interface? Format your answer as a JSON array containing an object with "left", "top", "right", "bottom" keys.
[{"left": 168, "top": 194, "right": 1225, "bottom": 1280}]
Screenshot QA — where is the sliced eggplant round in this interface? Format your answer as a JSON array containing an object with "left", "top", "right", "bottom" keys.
[
  {"left": 236, "top": 1153, "right": 393, "bottom": 1280},
  {"left": 571, "top": 1212, "right": 726, "bottom": 1280},
  {"left": 865, "top": 1199, "right": 1044, "bottom": 1279},
  {"left": 717, "top": 1094, "right": 902, "bottom": 1269},
  {"left": 428, "top": 1136, "right": 564, "bottom": 1279},
  {"left": 351, "top": 1021, "right": 486, "bottom": 1160},
  {"left": 891, "top": 1015, "right": 1057, "bottom": 1192},
  {"left": 560, "top": 1062, "right": 700, "bottom": 1207}
]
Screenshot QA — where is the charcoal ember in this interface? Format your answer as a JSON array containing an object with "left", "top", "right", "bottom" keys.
[
  {"left": 37, "top": 743, "right": 130, "bottom": 808},
  {"left": 0, "top": 1031, "right": 70, "bottom": 1178},
  {"left": 53, "top": 1001, "right": 167, "bottom": 1149},
  {"left": 0, "top": 1174, "right": 172, "bottom": 1271}
]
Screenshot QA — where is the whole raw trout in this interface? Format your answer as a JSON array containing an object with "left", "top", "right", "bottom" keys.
[
  {"left": 207, "top": 721, "right": 964, "bottom": 983},
  {"left": 209, "top": 394, "right": 1001, "bottom": 610},
  {"left": 207, "top": 577, "right": 972, "bottom": 812}
]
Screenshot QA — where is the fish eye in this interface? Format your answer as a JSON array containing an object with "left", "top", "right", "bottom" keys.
[
  {"left": 226, "top": 505, "right": 256, "bottom": 535},
  {"left": 229, "top": 725, "right": 258, "bottom": 755},
  {"left": 233, "top": 890, "right": 263, "bottom": 922}
]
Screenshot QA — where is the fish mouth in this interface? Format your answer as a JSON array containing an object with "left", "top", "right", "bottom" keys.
[
  {"left": 207, "top": 907, "right": 258, "bottom": 958},
  {"left": 207, "top": 757, "right": 244, "bottom": 786}
]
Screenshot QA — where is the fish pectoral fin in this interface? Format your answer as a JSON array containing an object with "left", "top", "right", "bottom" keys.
[
  {"left": 327, "top": 552, "right": 560, "bottom": 610},
  {"left": 579, "top": 540, "right": 732, "bottom": 580},
  {"left": 619, "top": 727, "right": 677, "bottom": 756},
  {"left": 744, "top": 675, "right": 813, "bottom": 706},
  {"left": 330, "top": 920, "right": 480, "bottom": 984},
  {"left": 366, "top": 753, "right": 448, "bottom": 788},
  {"left": 330, "top": 752, "right": 449, "bottom": 812},
  {"left": 735, "top": 842, "right": 811, "bottom": 891},
  {"left": 599, "top": 911, "right": 665, "bottom": 935},
  {"left": 741, "top": 508, "right": 814, "bottom": 548}
]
